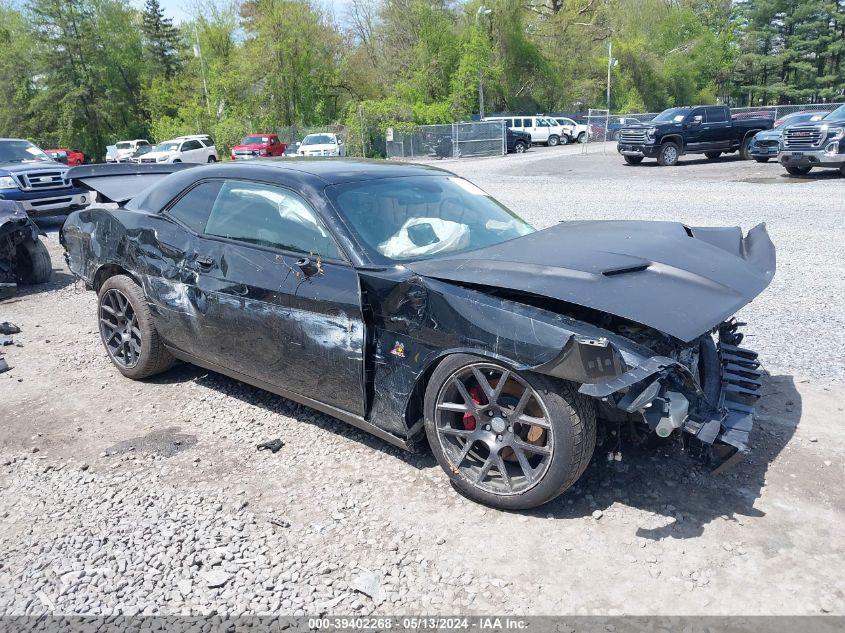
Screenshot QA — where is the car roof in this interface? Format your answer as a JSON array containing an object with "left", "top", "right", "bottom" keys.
[{"left": 228, "top": 158, "right": 447, "bottom": 185}]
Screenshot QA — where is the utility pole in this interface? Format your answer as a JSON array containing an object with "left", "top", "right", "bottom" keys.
[
  {"left": 606, "top": 39, "right": 612, "bottom": 111},
  {"left": 479, "top": 69, "right": 485, "bottom": 120}
]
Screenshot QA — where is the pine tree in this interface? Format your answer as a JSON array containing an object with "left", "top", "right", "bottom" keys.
[{"left": 142, "top": 0, "right": 180, "bottom": 79}]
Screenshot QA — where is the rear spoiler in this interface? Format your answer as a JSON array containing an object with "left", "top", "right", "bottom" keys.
[{"left": 67, "top": 163, "right": 198, "bottom": 204}]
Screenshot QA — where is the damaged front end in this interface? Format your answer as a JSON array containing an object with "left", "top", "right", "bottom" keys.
[
  {"left": 578, "top": 319, "right": 761, "bottom": 472},
  {"left": 0, "top": 201, "right": 46, "bottom": 298}
]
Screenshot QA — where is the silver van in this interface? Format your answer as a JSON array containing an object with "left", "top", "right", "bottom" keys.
[{"left": 484, "top": 116, "right": 567, "bottom": 146}]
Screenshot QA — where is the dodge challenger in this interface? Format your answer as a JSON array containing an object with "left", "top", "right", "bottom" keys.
[{"left": 61, "top": 160, "right": 775, "bottom": 510}]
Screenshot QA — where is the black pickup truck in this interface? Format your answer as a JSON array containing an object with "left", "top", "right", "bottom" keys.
[{"left": 617, "top": 105, "right": 773, "bottom": 166}]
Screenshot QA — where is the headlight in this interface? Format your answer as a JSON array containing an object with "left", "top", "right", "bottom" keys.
[
  {"left": 157, "top": 155, "right": 169, "bottom": 162},
  {"left": 646, "top": 127, "right": 657, "bottom": 140},
  {"left": 0, "top": 176, "right": 18, "bottom": 189},
  {"left": 825, "top": 126, "right": 844, "bottom": 141}
]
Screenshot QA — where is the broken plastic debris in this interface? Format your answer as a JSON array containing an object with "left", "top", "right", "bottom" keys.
[
  {"left": 257, "top": 438, "right": 285, "bottom": 453},
  {"left": 0, "top": 322, "right": 20, "bottom": 335}
]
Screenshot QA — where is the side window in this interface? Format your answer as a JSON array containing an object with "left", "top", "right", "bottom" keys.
[
  {"left": 205, "top": 181, "right": 341, "bottom": 260},
  {"left": 167, "top": 181, "right": 224, "bottom": 234},
  {"left": 689, "top": 109, "right": 705, "bottom": 123},
  {"left": 523, "top": 118, "right": 533, "bottom": 127},
  {"left": 537, "top": 119, "right": 550, "bottom": 128},
  {"left": 183, "top": 140, "right": 202, "bottom": 151},
  {"left": 706, "top": 107, "right": 727, "bottom": 123}
]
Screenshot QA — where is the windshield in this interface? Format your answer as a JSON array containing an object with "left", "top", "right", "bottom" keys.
[
  {"left": 327, "top": 175, "right": 534, "bottom": 262},
  {"left": 0, "top": 140, "right": 51, "bottom": 163},
  {"left": 302, "top": 134, "right": 335, "bottom": 145},
  {"left": 133, "top": 146, "right": 152, "bottom": 156},
  {"left": 824, "top": 105, "right": 845, "bottom": 120},
  {"left": 240, "top": 135, "right": 269, "bottom": 145},
  {"left": 653, "top": 108, "right": 691, "bottom": 123},
  {"left": 154, "top": 142, "right": 180, "bottom": 152},
  {"left": 116, "top": 142, "right": 132, "bottom": 150}
]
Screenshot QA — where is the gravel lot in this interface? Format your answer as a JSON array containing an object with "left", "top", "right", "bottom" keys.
[{"left": 1, "top": 150, "right": 843, "bottom": 618}]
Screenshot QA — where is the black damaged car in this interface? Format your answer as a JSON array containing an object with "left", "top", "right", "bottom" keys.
[{"left": 61, "top": 160, "right": 775, "bottom": 510}]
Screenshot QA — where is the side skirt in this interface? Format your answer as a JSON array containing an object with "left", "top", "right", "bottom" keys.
[{"left": 166, "top": 346, "right": 412, "bottom": 452}]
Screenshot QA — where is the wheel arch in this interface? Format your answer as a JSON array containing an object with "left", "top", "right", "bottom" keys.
[
  {"left": 93, "top": 263, "right": 141, "bottom": 292},
  {"left": 660, "top": 134, "right": 684, "bottom": 150}
]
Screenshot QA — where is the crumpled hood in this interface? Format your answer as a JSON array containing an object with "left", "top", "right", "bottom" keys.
[{"left": 405, "top": 220, "right": 776, "bottom": 342}]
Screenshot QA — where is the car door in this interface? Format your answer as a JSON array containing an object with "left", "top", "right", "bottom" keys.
[
  {"left": 166, "top": 178, "right": 366, "bottom": 416},
  {"left": 181, "top": 140, "right": 203, "bottom": 163},
  {"left": 704, "top": 107, "right": 732, "bottom": 150},
  {"left": 684, "top": 108, "right": 707, "bottom": 150}
]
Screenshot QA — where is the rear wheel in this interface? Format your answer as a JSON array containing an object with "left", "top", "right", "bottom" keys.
[
  {"left": 15, "top": 240, "right": 52, "bottom": 285},
  {"left": 704, "top": 151, "right": 722, "bottom": 160},
  {"left": 657, "top": 142, "right": 680, "bottom": 166},
  {"left": 623, "top": 155, "right": 644, "bottom": 165},
  {"left": 97, "top": 275, "right": 174, "bottom": 380},
  {"left": 513, "top": 141, "right": 527, "bottom": 154},
  {"left": 754, "top": 157, "right": 770, "bottom": 163},
  {"left": 784, "top": 164, "right": 812, "bottom": 176},
  {"left": 207, "top": 156, "right": 217, "bottom": 163},
  {"left": 577, "top": 132, "right": 586, "bottom": 143},
  {"left": 424, "top": 354, "right": 596, "bottom": 510},
  {"left": 547, "top": 135, "right": 560, "bottom": 147},
  {"left": 559, "top": 135, "right": 570, "bottom": 145}
]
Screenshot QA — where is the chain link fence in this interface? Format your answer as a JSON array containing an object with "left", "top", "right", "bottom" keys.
[
  {"left": 580, "top": 103, "right": 843, "bottom": 153},
  {"left": 386, "top": 122, "right": 506, "bottom": 160}
]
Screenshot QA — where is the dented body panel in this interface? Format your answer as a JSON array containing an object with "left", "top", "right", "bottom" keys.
[{"left": 62, "top": 160, "right": 774, "bottom": 467}]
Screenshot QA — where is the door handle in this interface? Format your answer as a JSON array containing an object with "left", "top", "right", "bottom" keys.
[{"left": 195, "top": 254, "right": 214, "bottom": 270}]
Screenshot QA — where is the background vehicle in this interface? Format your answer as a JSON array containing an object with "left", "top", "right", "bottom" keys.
[
  {"left": 0, "top": 200, "right": 52, "bottom": 297},
  {"left": 63, "top": 160, "right": 774, "bottom": 510},
  {"left": 484, "top": 116, "right": 565, "bottom": 146},
  {"left": 297, "top": 133, "right": 345, "bottom": 157},
  {"left": 778, "top": 104, "right": 845, "bottom": 176},
  {"left": 106, "top": 139, "right": 150, "bottom": 163},
  {"left": 617, "top": 105, "right": 773, "bottom": 166},
  {"left": 140, "top": 135, "right": 219, "bottom": 164},
  {"left": 129, "top": 145, "right": 154, "bottom": 163},
  {"left": 550, "top": 116, "right": 591, "bottom": 143},
  {"left": 507, "top": 128, "right": 531, "bottom": 153},
  {"left": 0, "top": 139, "right": 90, "bottom": 217},
  {"left": 231, "top": 134, "right": 287, "bottom": 160},
  {"left": 283, "top": 142, "right": 300, "bottom": 157},
  {"left": 45, "top": 148, "right": 86, "bottom": 166},
  {"left": 748, "top": 111, "right": 827, "bottom": 162}
]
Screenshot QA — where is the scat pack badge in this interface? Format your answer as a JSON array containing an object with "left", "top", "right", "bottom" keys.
[{"left": 389, "top": 341, "right": 406, "bottom": 359}]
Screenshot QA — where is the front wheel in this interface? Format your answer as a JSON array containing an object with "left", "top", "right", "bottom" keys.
[
  {"left": 559, "top": 135, "right": 570, "bottom": 145},
  {"left": 513, "top": 141, "right": 527, "bottom": 154},
  {"left": 424, "top": 354, "right": 596, "bottom": 510},
  {"left": 657, "top": 142, "right": 680, "bottom": 166},
  {"left": 754, "top": 157, "right": 770, "bottom": 163},
  {"left": 784, "top": 164, "right": 812, "bottom": 176},
  {"left": 97, "top": 275, "right": 174, "bottom": 380},
  {"left": 623, "top": 155, "right": 644, "bottom": 165},
  {"left": 547, "top": 135, "right": 560, "bottom": 147},
  {"left": 739, "top": 137, "right": 753, "bottom": 160},
  {"left": 704, "top": 151, "right": 722, "bottom": 160},
  {"left": 16, "top": 240, "right": 52, "bottom": 285},
  {"left": 207, "top": 156, "right": 217, "bottom": 163},
  {"left": 577, "top": 132, "right": 586, "bottom": 143}
]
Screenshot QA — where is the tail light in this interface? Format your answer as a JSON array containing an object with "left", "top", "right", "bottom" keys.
[{"left": 231, "top": 151, "right": 236, "bottom": 160}]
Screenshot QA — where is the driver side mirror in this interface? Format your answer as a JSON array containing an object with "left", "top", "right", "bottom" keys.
[{"left": 690, "top": 115, "right": 703, "bottom": 125}]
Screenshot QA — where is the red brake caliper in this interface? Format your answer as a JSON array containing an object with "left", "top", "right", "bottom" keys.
[{"left": 463, "top": 385, "right": 486, "bottom": 431}]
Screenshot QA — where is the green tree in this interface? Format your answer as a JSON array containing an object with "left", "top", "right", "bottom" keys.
[{"left": 142, "top": 0, "right": 180, "bottom": 79}]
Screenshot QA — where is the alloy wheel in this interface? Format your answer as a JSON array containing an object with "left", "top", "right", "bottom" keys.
[
  {"left": 99, "top": 288, "right": 142, "bottom": 368},
  {"left": 434, "top": 363, "right": 554, "bottom": 496}
]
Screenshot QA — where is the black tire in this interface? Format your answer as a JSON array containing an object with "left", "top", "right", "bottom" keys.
[
  {"left": 739, "top": 137, "right": 753, "bottom": 160},
  {"left": 16, "top": 239, "right": 52, "bottom": 285},
  {"left": 97, "top": 275, "right": 174, "bottom": 380},
  {"left": 172, "top": 159, "right": 181, "bottom": 163},
  {"left": 207, "top": 156, "right": 217, "bottom": 163},
  {"left": 424, "top": 353, "right": 597, "bottom": 510},
  {"left": 577, "top": 132, "right": 586, "bottom": 143},
  {"left": 623, "top": 155, "right": 644, "bottom": 165},
  {"left": 754, "top": 157, "right": 771, "bottom": 163},
  {"left": 559, "top": 135, "right": 570, "bottom": 145},
  {"left": 784, "top": 164, "right": 812, "bottom": 176},
  {"left": 840, "top": 164, "right": 845, "bottom": 177},
  {"left": 547, "top": 135, "right": 560, "bottom": 147},
  {"left": 657, "top": 142, "right": 680, "bottom": 166},
  {"left": 704, "top": 151, "right": 722, "bottom": 160},
  {"left": 513, "top": 141, "right": 527, "bottom": 154}
]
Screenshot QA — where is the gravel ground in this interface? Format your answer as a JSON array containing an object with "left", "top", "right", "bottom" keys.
[{"left": 1, "top": 150, "right": 844, "bottom": 618}]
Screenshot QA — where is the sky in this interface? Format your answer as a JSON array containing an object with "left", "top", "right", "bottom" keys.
[{"left": 132, "top": 0, "right": 354, "bottom": 24}]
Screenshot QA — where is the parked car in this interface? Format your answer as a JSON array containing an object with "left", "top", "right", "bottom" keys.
[
  {"left": 231, "top": 134, "right": 287, "bottom": 160},
  {"left": 0, "top": 138, "right": 90, "bottom": 218},
  {"left": 139, "top": 135, "right": 219, "bottom": 164},
  {"left": 748, "top": 111, "right": 827, "bottom": 163},
  {"left": 129, "top": 145, "right": 154, "bottom": 163},
  {"left": 617, "top": 105, "right": 773, "bottom": 166},
  {"left": 62, "top": 159, "right": 774, "bottom": 510},
  {"left": 107, "top": 139, "right": 151, "bottom": 163},
  {"left": 45, "top": 148, "right": 86, "bottom": 167},
  {"left": 549, "top": 116, "right": 591, "bottom": 143},
  {"left": 297, "top": 133, "right": 345, "bottom": 157},
  {"left": 778, "top": 103, "right": 845, "bottom": 176},
  {"left": 484, "top": 116, "right": 566, "bottom": 147},
  {"left": 507, "top": 128, "right": 531, "bottom": 154},
  {"left": 0, "top": 200, "right": 52, "bottom": 298}
]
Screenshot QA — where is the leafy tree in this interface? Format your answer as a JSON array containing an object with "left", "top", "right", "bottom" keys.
[{"left": 142, "top": 0, "right": 181, "bottom": 79}]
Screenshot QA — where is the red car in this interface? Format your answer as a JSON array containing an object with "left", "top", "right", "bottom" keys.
[
  {"left": 230, "top": 134, "right": 286, "bottom": 160},
  {"left": 46, "top": 148, "right": 86, "bottom": 166}
]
